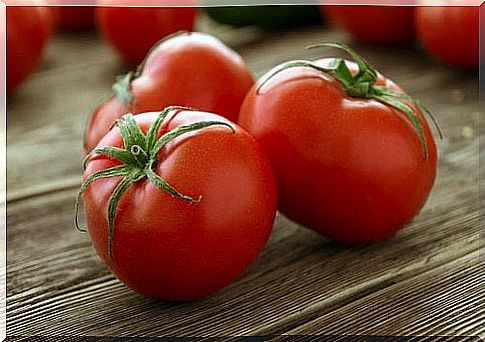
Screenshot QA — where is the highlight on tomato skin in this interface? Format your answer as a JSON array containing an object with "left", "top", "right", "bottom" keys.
[
  {"left": 321, "top": 5, "right": 415, "bottom": 45},
  {"left": 415, "top": 5, "right": 478, "bottom": 69},
  {"left": 238, "top": 45, "right": 438, "bottom": 246},
  {"left": 79, "top": 108, "right": 277, "bottom": 301},
  {"left": 95, "top": 1, "right": 198, "bottom": 65},
  {"left": 84, "top": 31, "right": 254, "bottom": 154}
]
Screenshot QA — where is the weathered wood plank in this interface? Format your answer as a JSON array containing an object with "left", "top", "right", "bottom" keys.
[
  {"left": 6, "top": 171, "right": 480, "bottom": 336},
  {"left": 283, "top": 249, "right": 484, "bottom": 337}
]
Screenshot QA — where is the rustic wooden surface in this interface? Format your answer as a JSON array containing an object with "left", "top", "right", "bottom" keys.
[{"left": 6, "top": 16, "right": 484, "bottom": 338}]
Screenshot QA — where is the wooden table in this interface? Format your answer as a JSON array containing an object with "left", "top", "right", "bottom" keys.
[{"left": 6, "top": 17, "right": 484, "bottom": 339}]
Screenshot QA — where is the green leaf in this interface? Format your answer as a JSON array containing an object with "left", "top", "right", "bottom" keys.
[
  {"left": 307, "top": 42, "right": 377, "bottom": 81},
  {"left": 113, "top": 72, "right": 136, "bottom": 107},
  {"left": 145, "top": 106, "right": 196, "bottom": 152},
  {"left": 374, "top": 86, "right": 443, "bottom": 139},
  {"left": 116, "top": 114, "right": 147, "bottom": 152},
  {"left": 83, "top": 146, "right": 136, "bottom": 170},
  {"left": 77, "top": 105, "right": 237, "bottom": 262},
  {"left": 150, "top": 120, "right": 235, "bottom": 158},
  {"left": 145, "top": 108, "right": 172, "bottom": 152},
  {"left": 374, "top": 95, "right": 428, "bottom": 160},
  {"left": 146, "top": 168, "right": 201, "bottom": 204},
  {"left": 257, "top": 60, "right": 332, "bottom": 94},
  {"left": 75, "top": 165, "right": 132, "bottom": 232},
  {"left": 330, "top": 59, "right": 354, "bottom": 88},
  {"left": 107, "top": 176, "right": 136, "bottom": 259}
]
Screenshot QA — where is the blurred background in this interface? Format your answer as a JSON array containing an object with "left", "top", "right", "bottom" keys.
[{"left": 6, "top": 4, "right": 479, "bottom": 196}]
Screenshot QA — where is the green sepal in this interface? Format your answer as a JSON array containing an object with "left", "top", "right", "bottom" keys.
[
  {"left": 107, "top": 175, "right": 138, "bottom": 260},
  {"left": 75, "top": 165, "right": 132, "bottom": 232},
  {"left": 373, "top": 86, "right": 443, "bottom": 140},
  {"left": 308, "top": 43, "right": 378, "bottom": 82},
  {"left": 77, "top": 107, "right": 235, "bottom": 261},
  {"left": 83, "top": 146, "right": 136, "bottom": 170},
  {"left": 151, "top": 120, "right": 235, "bottom": 158},
  {"left": 256, "top": 42, "right": 441, "bottom": 160},
  {"left": 145, "top": 105, "right": 197, "bottom": 151},
  {"left": 146, "top": 168, "right": 201, "bottom": 204},
  {"left": 328, "top": 59, "right": 353, "bottom": 89},
  {"left": 113, "top": 72, "right": 136, "bottom": 108},
  {"left": 116, "top": 114, "right": 147, "bottom": 152},
  {"left": 374, "top": 95, "right": 428, "bottom": 159},
  {"left": 257, "top": 60, "right": 331, "bottom": 94}
]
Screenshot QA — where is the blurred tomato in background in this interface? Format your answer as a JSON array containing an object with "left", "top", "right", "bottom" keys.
[
  {"left": 56, "top": 6, "right": 95, "bottom": 31},
  {"left": 7, "top": 0, "right": 56, "bottom": 93},
  {"left": 322, "top": 6, "right": 415, "bottom": 45},
  {"left": 95, "top": 1, "right": 197, "bottom": 65},
  {"left": 416, "top": 5, "right": 478, "bottom": 69},
  {"left": 84, "top": 32, "right": 254, "bottom": 152}
]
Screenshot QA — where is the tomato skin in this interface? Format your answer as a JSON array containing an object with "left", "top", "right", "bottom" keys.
[
  {"left": 323, "top": 6, "right": 415, "bottom": 45},
  {"left": 238, "top": 59, "right": 437, "bottom": 244},
  {"left": 83, "top": 110, "right": 277, "bottom": 300},
  {"left": 95, "top": 2, "right": 197, "bottom": 65},
  {"left": 84, "top": 32, "right": 254, "bottom": 153},
  {"left": 7, "top": 2, "right": 54, "bottom": 93},
  {"left": 56, "top": 6, "right": 95, "bottom": 31},
  {"left": 416, "top": 6, "right": 478, "bottom": 69}
]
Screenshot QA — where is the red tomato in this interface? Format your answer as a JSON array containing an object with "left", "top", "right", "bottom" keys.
[
  {"left": 323, "top": 6, "right": 415, "bottom": 45},
  {"left": 238, "top": 45, "right": 438, "bottom": 245},
  {"left": 79, "top": 107, "right": 277, "bottom": 300},
  {"left": 7, "top": 1, "right": 55, "bottom": 93},
  {"left": 95, "top": 2, "right": 197, "bottom": 64},
  {"left": 84, "top": 31, "right": 254, "bottom": 153},
  {"left": 416, "top": 5, "right": 478, "bottom": 69},
  {"left": 57, "top": 6, "right": 95, "bottom": 31}
]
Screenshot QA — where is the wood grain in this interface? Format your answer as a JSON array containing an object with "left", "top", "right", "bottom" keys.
[
  {"left": 284, "top": 249, "right": 484, "bottom": 337},
  {"left": 6, "top": 183, "right": 480, "bottom": 336},
  {"left": 6, "top": 18, "right": 482, "bottom": 338}
]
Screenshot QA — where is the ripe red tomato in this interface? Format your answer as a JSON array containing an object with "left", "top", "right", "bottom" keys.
[
  {"left": 78, "top": 107, "right": 277, "bottom": 300},
  {"left": 416, "top": 5, "right": 478, "bottom": 69},
  {"left": 7, "top": 1, "right": 55, "bottom": 93},
  {"left": 95, "top": 1, "right": 197, "bottom": 64},
  {"left": 323, "top": 6, "right": 415, "bottom": 45},
  {"left": 84, "top": 31, "right": 254, "bottom": 153},
  {"left": 239, "top": 44, "right": 438, "bottom": 245},
  {"left": 56, "top": 6, "right": 95, "bottom": 31}
]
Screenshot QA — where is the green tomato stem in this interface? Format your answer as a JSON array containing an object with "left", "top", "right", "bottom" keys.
[{"left": 257, "top": 42, "right": 442, "bottom": 160}]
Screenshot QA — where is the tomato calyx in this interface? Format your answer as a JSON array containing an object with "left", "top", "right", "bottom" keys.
[
  {"left": 76, "top": 105, "right": 235, "bottom": 259},
  {"left": 257, "top": 43, "right": 442, "bottom": 160},
  {"left": 112, "top": 71, "right": 137, "bottom": 108},
  {"left": 112, "top": 31, "right": 192, "bottom": 108}
]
